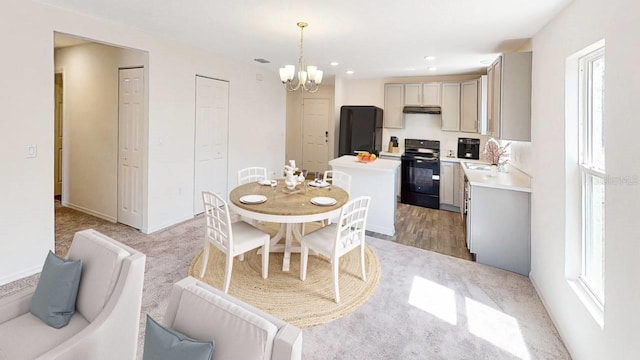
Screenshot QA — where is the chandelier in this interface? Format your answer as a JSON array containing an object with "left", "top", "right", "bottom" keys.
[{"left": 279, "top": 22, "right": 323, "bottom": 93}]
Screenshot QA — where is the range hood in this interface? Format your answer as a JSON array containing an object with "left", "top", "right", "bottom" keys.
[{"left": 402, "top": 106, "right": 441, "bottom": 114}]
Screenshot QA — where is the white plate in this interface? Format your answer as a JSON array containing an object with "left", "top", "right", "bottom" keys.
[
  {"left": 309, "top": 180, "right": 330, "bottom": 188},
  {"left": 258, "top": 179, "right": 273, "bottom": 186},
  {"left": 239, "top": 195, "right": 267, "bottom": 204},
  {"left": 310, "top": 196, "right": 337, "bottom": 206}
]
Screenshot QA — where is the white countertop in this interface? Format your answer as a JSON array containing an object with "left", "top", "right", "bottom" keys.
[
  {"left": 378, "top": 151, "right": 402, "bottom": 158},
  {"left": 440, "top": 157, "right": 531, "bottom": 192},
  {"left": 329, "top": 155, "right": 400, "bottom": 172},
  {"left": 462, "top": 163, "right": 532, "bottom": 193}
]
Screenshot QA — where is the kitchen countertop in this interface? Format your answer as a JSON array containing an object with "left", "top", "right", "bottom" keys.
[
  {"left": 441, "top": 157, "right": 532, "bottom": 193},
  {"left": 329, "top": 155, "right": 400, "bottom": 172},
  {"left": 378, "top": 151, "right": 402, "bottom": 158}
]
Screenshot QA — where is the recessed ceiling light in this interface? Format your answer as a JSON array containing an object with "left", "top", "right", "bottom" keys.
[
  {"left": 424, "top": 56, "right": 436, "bottom": 61},
  {"left": 428, "top": 67, "right": 437, "bottom": 71},
  {"left": 346, "top": 70, "right": 354, "bottom": 75},
  {"left": 330, "top": 61, "right": 339, "bottom": 66}
]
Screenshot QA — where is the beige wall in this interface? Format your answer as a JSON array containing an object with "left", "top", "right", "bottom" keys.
[
  {"left": 285, "top": 86, "right": 335, "bottom": 169},
  {"left": 55, "top": 42, "right": 147, "bottom": 221},
  {"left": 0, "top": 0, "right": 286, "bottom": 284}
]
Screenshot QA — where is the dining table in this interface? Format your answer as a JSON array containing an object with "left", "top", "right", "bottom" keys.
[{"left": 228, "top": 179, "right": 349, "bottom": 271}]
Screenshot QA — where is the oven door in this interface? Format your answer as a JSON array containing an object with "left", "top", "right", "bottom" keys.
[{"left": 401, "top": 155, "right": 440, "bottom": 195}]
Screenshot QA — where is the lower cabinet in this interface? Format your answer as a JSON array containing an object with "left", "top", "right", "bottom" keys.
[
  {"left": 439, "top": 161, "right": 462, "bottom": 211},
  {"left": 466, "top": 185, "right": 531, "bottom": 276}
]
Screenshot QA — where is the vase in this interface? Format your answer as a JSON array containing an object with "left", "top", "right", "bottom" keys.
[{"left": 490, "top": 165, "right": 498, "bottom": 177}]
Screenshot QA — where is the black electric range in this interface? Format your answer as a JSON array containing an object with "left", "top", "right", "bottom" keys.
[{"left": 400, "top": 139, "right": 440, "bottom": 209}]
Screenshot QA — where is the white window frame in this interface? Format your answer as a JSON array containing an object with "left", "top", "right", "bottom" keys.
[{"left": 577, "top": 46, "right": 605, "bottom": 307}]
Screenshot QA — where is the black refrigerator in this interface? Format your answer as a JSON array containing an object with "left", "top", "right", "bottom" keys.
[{"left": 338, "top": 106, "right": 383, "bottom": 156}]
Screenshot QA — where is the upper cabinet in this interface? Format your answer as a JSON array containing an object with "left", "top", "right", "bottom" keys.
[
  {"left": 422, "top": 83, "right": 442, "bottom": 106},
  {"left": 384, "top": 83, "right": 404, "bottom": 128},
  {"left": 403, "top": 82, "right": 441, "bottom": 106},
  {"left": 404, "top": 84, "right": 422, "bottom": 106},
  {"left": 460, "top": 80, "right": 479, "bottom": 133},
  {"left": 441, "top": 82, "right": 461, "bottom": 131},
  {"left": 486, "top": 52, "right": 532, "bottom": 141}
]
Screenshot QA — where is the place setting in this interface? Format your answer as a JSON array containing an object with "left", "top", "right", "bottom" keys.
[
  {"left": 239, "top": 194, "right": 267, "bottom": 205},
  {"left": 310, "top": 196, "right": 337, "bottom": 206}
]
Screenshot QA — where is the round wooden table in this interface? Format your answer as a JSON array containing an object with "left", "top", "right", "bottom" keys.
[{"left": 229, "top": 180, "right": 349, "bottom": 271}]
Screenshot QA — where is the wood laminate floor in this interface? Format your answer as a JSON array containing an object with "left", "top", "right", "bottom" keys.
[{"left": 367, "top": 202, "right": 474, "bottom": 262}]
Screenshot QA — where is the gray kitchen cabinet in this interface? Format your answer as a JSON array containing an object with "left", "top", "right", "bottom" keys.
[
  {"left": 439, "top": 161, "right": 462, "bottom": 212},
  {"left": 486, "top": 52, "right": 532, "bottom": 141},
  {"left": 441, "top": 82, "right": 461, "bottom": 131},
  {"left": 422, "top": 82, "right": 441, "bottom": 106},
  {"left": 404, "top": 83, "right": 422, "bottom": 106},
  {"left": 404, "top": 82, "right": 441, "bottom": 106},
  {"left": 384, "top": 83, "right": 404, "bottom": 128},
  {"left": 466, "top": 183, "right": 531, "bottom": 276},
  {"left": 460, "top": 79, "right": 479, "bottom": 133}
]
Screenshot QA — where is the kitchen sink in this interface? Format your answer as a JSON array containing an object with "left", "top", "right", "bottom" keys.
[{"left": 464, "top": 162, "right": 492, "bottom": 171}]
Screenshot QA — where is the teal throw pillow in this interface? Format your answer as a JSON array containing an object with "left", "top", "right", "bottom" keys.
[
  {"left": 143, "top": 315, "right": 214, "bottom": 360},
  {"left": 30, "top": 250, "right": 82, "bottom": 328}
]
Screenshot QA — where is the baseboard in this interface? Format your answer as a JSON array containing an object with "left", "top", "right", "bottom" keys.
[
  {"left": 439, "top": 204, "right": 461, "bottom": 213},
  {"left": 144, "top": 214, "right": 196, "bottom": 234},
  {"left": 0, "top": 264, "right": 42, "bottom": 286},
  {"left": 529, "top": 274, "right": 573, "bottom": 357},
  {"left": 62, "top": 201, "right": 117, "bottom": 223},
  {"left": 367, "top": 224, "right": 395, "bottom": 236}
]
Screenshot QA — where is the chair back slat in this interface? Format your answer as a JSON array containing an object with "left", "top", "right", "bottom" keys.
[
  {"left": 323, "top": 170, "right": 352, "bottom": 194},
  {"left": 202, "top": 191, "right": 232, "bottom": 252},
  {"left": 334, "top": 196, "right": 370, "bottom": 256},
  {"left": 238, "top": 167, "right": 268, "bottom": 185}
]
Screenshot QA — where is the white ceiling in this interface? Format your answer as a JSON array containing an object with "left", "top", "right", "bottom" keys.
[{"left": 42, "top": 0, "right": 571, "bottom": 79}]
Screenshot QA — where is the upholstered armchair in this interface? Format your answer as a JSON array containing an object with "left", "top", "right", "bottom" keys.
[
  {"left": 0, "top": 229, "right": 146, "bottom": 360},
  {"left": 162, "top": 277, "right": 302, "bottom": 360}
]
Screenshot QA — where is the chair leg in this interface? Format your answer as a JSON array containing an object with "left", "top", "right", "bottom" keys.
[
  {"left": 300, "top": 245, "right": 308, "bottom": 281},
  {"left": 199, "top": 243, "right": 210, "bottom": 278},
  {"left": 223, "top": 253, "right": 233, "bottom": 293},
  {"left": 360, "top": 242, "right": 367, "bottom": 281},
  {"left": 332, "top": 258, "right": 340, "bottom": 303},
  {"left": 238, "top": 253, "right": 245, "bottom": 261},
  {"left": 262, "top": 239, "right": 270, "bottom": 279}
]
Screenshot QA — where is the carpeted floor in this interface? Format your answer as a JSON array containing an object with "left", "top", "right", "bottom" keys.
[{"left": 0, "top": 202, "right": 570, "bottom": 359}]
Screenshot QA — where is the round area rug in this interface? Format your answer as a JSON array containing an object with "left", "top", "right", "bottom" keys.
[{"left": 188, "top": 243, "right": 381, "bottom": 328}]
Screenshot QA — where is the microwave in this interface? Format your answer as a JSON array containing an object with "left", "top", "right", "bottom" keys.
[{"left": 457, "top": 138, "right": 480, "bottom": 160}]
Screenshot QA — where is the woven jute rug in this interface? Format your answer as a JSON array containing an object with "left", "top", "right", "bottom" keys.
[{"left": 188, "top": 243, "right": 381, "bottom": 328}]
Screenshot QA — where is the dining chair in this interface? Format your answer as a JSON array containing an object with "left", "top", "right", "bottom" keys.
[
  {"left": 200, "top": 191, "right": 270, "bottom": 293},
  {"left": 323, "top": 170, "right": 352, "bottom": 194},
  {"left": 237, "top": 166, "right": 268, "bottom": 185},
  {"left": 299, "top": 196, "right": 371, "bottom": 303}
]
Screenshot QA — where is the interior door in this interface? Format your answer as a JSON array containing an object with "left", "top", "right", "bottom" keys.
[
  {"left": 54, "top": 73, "right": 63, "bottom": 196},
  {"left": 118, "top": 67, "right": 144, "bottom": 229},
  {"left": 194, "top": 76, "right": 229, "bottom": 215},
  {"left": 302, "top": 98, "right": 330, "bottom": 174}
]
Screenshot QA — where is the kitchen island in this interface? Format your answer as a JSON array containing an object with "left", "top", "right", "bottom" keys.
[{"left": 329, "top": 155, "right": 400, "bottom": 236}]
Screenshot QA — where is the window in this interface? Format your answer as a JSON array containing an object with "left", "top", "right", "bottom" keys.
[{"left": 578, "top": 46, "right": 605, "bottom": 305}]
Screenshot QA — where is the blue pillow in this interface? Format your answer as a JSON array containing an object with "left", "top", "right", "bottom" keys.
[
  {"left": 143, "top": 315, "right": 214, "bottom": 360},
  {"left": 30, "top": 251, "right": 82, "bottom": 328}
]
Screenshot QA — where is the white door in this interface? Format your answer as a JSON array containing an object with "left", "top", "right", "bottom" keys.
[
  {"left": 54, "top": 73, "right": 63, "bottom": 197},
  {"left": 194, "top": 76, "right": 229, "bottom": 215},
  {"left": 302, "top": 98, "right": 330, "bottom": 174},
  {"left": 118, "top": 68, "right": 144, "bottom": 229}
]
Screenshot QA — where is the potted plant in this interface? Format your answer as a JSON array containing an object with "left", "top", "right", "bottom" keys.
[{"left": 482, "top": 138, "right": 510, "bottom": 176}]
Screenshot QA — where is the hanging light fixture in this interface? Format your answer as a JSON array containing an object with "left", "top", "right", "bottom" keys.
[{"left": 280, "top": 22, "right": 323, "bottom": 93}]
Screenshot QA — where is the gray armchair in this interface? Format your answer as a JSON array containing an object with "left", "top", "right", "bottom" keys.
[{"left": 0, "top": 229, "right": 146, "bottom": 360}]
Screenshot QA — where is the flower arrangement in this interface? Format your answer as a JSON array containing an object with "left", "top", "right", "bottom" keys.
[{"left": 482, "top": 138, "right": 510, "bottom": 166}]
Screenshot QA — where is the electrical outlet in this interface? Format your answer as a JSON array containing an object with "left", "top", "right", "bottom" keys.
[{"left": 26, "top": 144, "right": 37, "bottom": 158}]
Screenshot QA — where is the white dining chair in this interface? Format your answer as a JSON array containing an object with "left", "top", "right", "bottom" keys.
[
  {"left": 237, "top": 166, "right": 268, "bottom": 185},
  {"left": 200, "top": 191, "right": 270, "bottom": 293},
  {"left": 323, "top": 170, "right": 352, "bottom": 194},
  {"left": 299, "top": 196, "right": 371, "bottom": 303}
]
